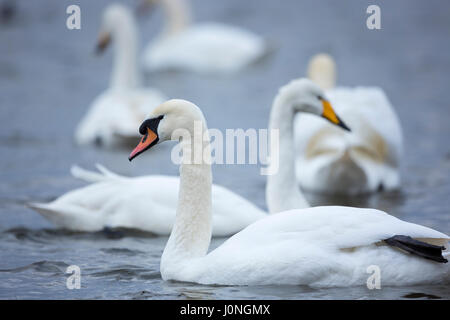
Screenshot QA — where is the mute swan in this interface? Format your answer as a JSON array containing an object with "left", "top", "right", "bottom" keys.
[
  {"left": 75, "top": 4, "right": 166, "bottom": 147},
  {"left": 141, "top": 0, "right": 266, "bottom": 74},
  {"left": 128, "top": 93, "right": 448, "bottom": 287},
  {"left": 295, "top": 54, "right": 403, "bottom": 194},
  {"left": 28, "top": 164, "right": 265, "bottom": 236}
]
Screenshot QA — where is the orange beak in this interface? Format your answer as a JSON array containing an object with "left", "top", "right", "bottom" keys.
[{"left": 128, "top": 128, "right": 158, "bottom": 161}]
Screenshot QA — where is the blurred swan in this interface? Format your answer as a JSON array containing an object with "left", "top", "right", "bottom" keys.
[
  {"left": 295, "top": 54, "right": 403, "bottom": 195},
  {"left": 28, "top": 164, "right": 265, "bottom": 236},
  {"left": 141, "top": 0, "right": 266, "bottom": 74},
  {"left": 75, "top": 4, "right": 166, "bottom": 147},
  {"left": 127, "top": 97, "right": 448, "bottom": 287}
]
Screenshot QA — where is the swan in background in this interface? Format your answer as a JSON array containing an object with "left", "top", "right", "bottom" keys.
[
  {"left": 128, "top": 96, "right": 448, "bottom": 287},
  {"left": 141, "top": 0, "right": 266, "bottom": 74},
  {"left": 295, "top": 54, "right": 403, "bottom": 195},
  {"left": 28, "top": 164, "right": 265, "bottom": 236},
  {"left": 75, "top": 4, "right": 166, "bottom": 147}
]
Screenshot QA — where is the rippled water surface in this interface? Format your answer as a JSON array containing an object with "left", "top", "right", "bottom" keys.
[{"left": 0, "top": 0, "right": 449, "bottom": 299}]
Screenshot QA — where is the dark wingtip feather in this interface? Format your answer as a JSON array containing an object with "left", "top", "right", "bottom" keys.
[{"left": 384, "top": 235, "right": 448, "bottom": 263}]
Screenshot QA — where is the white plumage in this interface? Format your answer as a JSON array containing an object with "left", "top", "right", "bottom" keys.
[
  {"left": 180, "top": 207, "right": 449, "bottom": 286},
  {"left": 295, "top": 54, "right": 403, "bottom": 194},
  {"left": 126, "top": 98, "right": 448, "bottom": 287},
  {"left": 29, "top": 164, "right": 265, "bottom": 236},
  {"left": 142, "top": 0, "right": 266, "bottom": 74},
  {"left": 75, "top": 88, "right": 166, "bottom": 146}
]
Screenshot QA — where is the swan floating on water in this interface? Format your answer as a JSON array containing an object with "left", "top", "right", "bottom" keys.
[
  {"left": 75, "top": 4, "right": 166, "bottom": 147},
  {"left": 28, "top": 164, "right": 265, "bottom": 236},
  {"left": 141, "top": 0, "right": 266, "bottom": 74},
  {"left": 127, "top": 90, "right": 448, "bottom": 287},
  {"left": 295, "top": 54, "right": 403, "bottom": 195}
]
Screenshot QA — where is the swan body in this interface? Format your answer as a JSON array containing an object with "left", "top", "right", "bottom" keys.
[
  {"left": 128, "top": 96, "right": 448, "bottom": 287},
  {"left": 75, "top": 88, "right": 166, "bottom": 146},
  {"left": 29, "top": 165, "right": 265, "bottom": 236},
  {"left": 75, "top": 4, "right": 166, "bottom": 147},
  {"left": 295, "top": 54, "right": 403, "bottom": 194},
  {"left": 142, "top": 0, "right": 266, "bottom": 74},
  {"left": 174, "top": 207, "right": 449, "bottom": 287}
]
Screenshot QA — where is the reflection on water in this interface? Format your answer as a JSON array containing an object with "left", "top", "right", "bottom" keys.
[{"left": 0, "top": 0, "right": 449, "bottom": 299}]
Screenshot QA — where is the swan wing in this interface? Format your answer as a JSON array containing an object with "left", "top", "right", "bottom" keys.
[
  {"left": 214, "top": 206, "right": 448, "bottom": 253},
  {"left": 29, "top": 175, "right": 179, "bottom": 234},
  {"left": 187, "top": 207, "right": 448, "bottom": 286},
  {"left": 29, "top": 166, "right": 264, "bottom": 236},
  {"left": 210, "top": 184, "right": 266, "bottom": 236}
]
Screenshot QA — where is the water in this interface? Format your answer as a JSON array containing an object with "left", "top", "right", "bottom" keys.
[{"left": 0, "top": 0, "right": 449, "bottom": 299}]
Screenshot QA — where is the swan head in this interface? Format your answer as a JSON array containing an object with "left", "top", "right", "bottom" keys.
[
  {"left": 307, "top": 53, "right": 336, "bottom": 90},
  {"left": 95, "top": 4, "right": 132, "bottom": 54},
  {"left": 281, "top": 78, "right": 350, "bottom": 131},
  {"left": 129, "top": 99, "right": 205, "bottom": 161}
]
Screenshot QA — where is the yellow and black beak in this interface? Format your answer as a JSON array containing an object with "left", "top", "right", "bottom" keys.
[
  {"left": 320, "top": 99, "right": 351, "bottom": 132},
  {"left": 128, "top": 116, "right": 164, "bottom": 161},
  {"left": 95, "top": 31, "right": 111, "bottom": 55}
]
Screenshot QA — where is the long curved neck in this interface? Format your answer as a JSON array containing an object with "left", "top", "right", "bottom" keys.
[
  {"left": 266, "top": 88, "right": 309, "bottom": 213},
  {"left": 160, "top": 0, "right": 191, "bottom": 36},
  {"left": 161, "top": 119, "right": 212, "bottom": 269},
  {"left": 110, "top": 14, "right": 141, "bottom": 89}
]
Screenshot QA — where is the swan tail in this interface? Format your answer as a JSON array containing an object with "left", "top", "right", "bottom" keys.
[
  {"left": 307, "top": 53, "right": 336, "bottom": 90},
  {"left": 27, "top": 202, "right": 67, "bottom": 225},
  {"left": 27, "top": 202, "right": 54, "bottom": 215},
  {"left": 27, "top": 202, "right": 98, "bottom": 231},
  {"left": 384, "top": 235, "right": 448, "bottom": 263},
  {"left": 70, "top": 164, "right": 126, "bottom": 183}
]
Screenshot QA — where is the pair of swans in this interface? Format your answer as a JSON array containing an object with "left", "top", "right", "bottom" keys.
[
  {"left": 125, "top": 86, "right": 448, "bottom": 286},
  {"left": 31, "top": 79, "right": 449, "bottom": 286},
  {"left": 75, "top": 2, "right": 266, "bottom": 146},
  {"left": 29, "top": 76, "right": 337, "bottom": 234},
  {"left": 295, "top": 54, "right": 403, "bottom": 195}
]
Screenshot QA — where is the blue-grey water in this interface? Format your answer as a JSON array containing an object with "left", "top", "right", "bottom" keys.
[{"left": 0, "top": 0, "right": 449, "bottom": 299}]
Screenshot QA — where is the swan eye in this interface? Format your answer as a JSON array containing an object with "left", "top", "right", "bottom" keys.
[
  {"left": 139, "top": 115, "right": 164, "bottom": 135},
  {"left": 317, "top": 95, "right": 324, "bottom": 101}
]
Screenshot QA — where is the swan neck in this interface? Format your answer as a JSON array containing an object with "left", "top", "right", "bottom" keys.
[
  {"left": 160, "top": 0, "right": 191, "bottom": 36},
  {"left": 110, "top": 14, "right": 141, "bottom": 89},
  {"left": 266, "top": 90, "right": 309, "bottom": 213},
  {"left": 161, "top": 120, "right": 212, "bottom": 267}
]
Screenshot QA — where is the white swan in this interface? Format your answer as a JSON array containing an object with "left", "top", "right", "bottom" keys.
[
  {"left": 141, "top": 0, "right": 266, "bottom": 74},
  {"left": 295, "top": 54, "right": 403, "bottom": 194},
  {"left": 127, "top": 92, "right": 448, "bottom": 287},
  {"left": 28, "top": 164, "right": 265, "bottom": 236},
  {"left": 75, "top": 4, "right": 166, "bottom": 147}
]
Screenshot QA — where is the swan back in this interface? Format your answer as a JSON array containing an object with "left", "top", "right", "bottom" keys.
[{"left": 295, "top": 86, "right": 402, "bottom": 193}]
